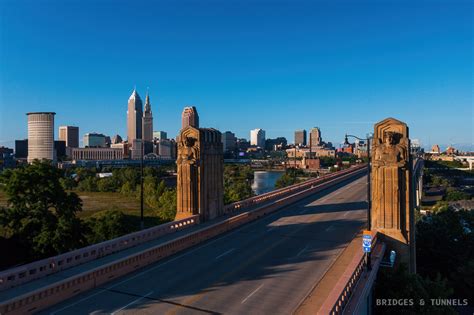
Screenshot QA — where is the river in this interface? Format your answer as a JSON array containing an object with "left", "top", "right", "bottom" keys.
[{"left": 251, "top": 170, "right": 285, "bottom": 195}]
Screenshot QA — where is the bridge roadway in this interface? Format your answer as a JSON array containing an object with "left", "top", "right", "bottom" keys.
[{"left": 41, "top": 176, "right": 367, "bottom": 315}]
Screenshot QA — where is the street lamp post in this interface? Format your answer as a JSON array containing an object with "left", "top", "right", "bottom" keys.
[
  {"left": 345, "top": 134, "right": 372, "bottom": 270},
  {"left": 140, "top": 140, "right": 144, "bottom": 230}
]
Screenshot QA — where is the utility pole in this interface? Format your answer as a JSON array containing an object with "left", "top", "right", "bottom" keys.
[{"left": 140, "top": 140, "right": 144, "bottom": 230}]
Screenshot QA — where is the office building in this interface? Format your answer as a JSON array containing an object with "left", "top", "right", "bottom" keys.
[
  {"left": 69, "top": 147, "right": 124, "bottom": 161},
  {"left": 294, "top": 130, "right": 307, "bottom": 146},
  {"left": 153, "top": 131, "right": 167, "bottom": 140},
  {"left": 265, "top": 137, "right": 287, "bottom": 151},
  {"left": 250, "top": 128, "right": 265, "bottom": 148},
  {"left": 54, "top": 140, "right": 66, "bottom": 159},
  {"left": 15, "top": 139, "right": 28, "bottom": 159},
  {"left": 127, "top": 89, "right": 143, "bottom": 144},
  {"left": 111, "top": 134, "right": 123, "bottom": 144},
  {"left": 309, "top": 127, "right": 322, "bottom": 151},
  {"left": 222, "top": 131, "right": 237, "bottom": 153},
  {"left": 83, "top": 133, "right": 107, "bottom": 148},
  {"left": 155, "top": 139, "right": 177, "bottom": 159},
  {"left": 182, "top": 106, "right": 199, "bottom": 129},
  {"left": 142, "top": 92, "right": 153, "bottom": 142},
  {"left": 0, "top": 147, "right": 14, "bottom": 170},
  {"left": 27, "top": 112, "right": 55, "bottom": 163},
  {"left": 58, "top": 126, "right": 79, "bottom": 148}
]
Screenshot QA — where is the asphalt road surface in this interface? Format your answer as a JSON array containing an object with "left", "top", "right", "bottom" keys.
[{"left": 42, "top": 175, "right": 367, "bottom": 315}]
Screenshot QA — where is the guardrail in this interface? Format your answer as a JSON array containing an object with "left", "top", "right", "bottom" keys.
[
  {"left": 319, "top": 231, "right": 379, "bottom": 315},
  {"left": 0, "top": 216, "right": 199, "bottom": 292},
  {"left": 224, "top": 165, "right": 366, "bottom": 213},
  {"left": 0, "top": 166, "right": 366, "bottom": 314}
]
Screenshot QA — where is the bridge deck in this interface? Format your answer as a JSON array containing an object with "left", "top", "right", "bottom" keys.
[
  {"left": 39, "top": 176, "right": 368, "bottom": 315},
  {"left": 0, "top": 175, "right": 324, "bottom": 303}
]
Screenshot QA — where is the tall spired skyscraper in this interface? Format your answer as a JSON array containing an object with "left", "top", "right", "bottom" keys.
[
  {"left": 142, "top": 92, "right": 153, "bottom": 142},
  {"left": 127, "top": 89, "right": 143, "bottom": 143}
]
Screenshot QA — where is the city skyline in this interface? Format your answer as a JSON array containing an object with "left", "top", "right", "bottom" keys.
[{"left": 0, "top": 0, "right": 472, "bottom": 150}]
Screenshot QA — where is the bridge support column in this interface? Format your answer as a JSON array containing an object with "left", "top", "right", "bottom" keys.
[{"left": 371, "top": 118, "right": 416, "bottom": 273}]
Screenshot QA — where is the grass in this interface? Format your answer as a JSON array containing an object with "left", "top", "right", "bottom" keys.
[
  {"left": 0, "top": 189, "right": 165, "bottom": 228},
  {"left": 75, "top": 191, "right": 153, "bottom": 218}
]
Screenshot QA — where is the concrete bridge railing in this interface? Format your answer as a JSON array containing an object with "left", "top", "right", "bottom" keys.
[
  {"left": 224, "top": 165, "right": 366, "bottom": 213},
  {"left": 0, "top": 216, "right": 199, "bottom": 292},
  {"left": 0, "top": 166, "right": 366, "bottom": 315}
]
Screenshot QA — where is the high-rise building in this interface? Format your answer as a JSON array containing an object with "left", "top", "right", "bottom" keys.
[
  {"left": 295, "top": 129, "right": 307, "bottom": 146},
  {"left": 431, "top": 144, "right": 441, "bottom": 154},
  {"left": 309, "top": 127, "right": 322, "bottom": 151},
  {"left": 265, "top": 137, "right": 287, "bottom": 151},
  {"left": 83, "top": 133, "right": 107, "bottom": 148},
  {"left": 27, "top": 112, "right": 55, "bottom": 163},
  {"left": 142, "top": 92, "right": 153, "bottom": 142},
  {"left": 111, "top": 134, "right": 123, "bottom": 144},
  {"left": 222, "top": 131, "right": 237, "bottom": 152},
  {"left": 58, "top": 126, "right": 79, "bottom": 148},
  {"left": 250, "top": 129, "right": 265, "bottom": 148},
  {"left": 153, "top": 131, "right": 167, "bottom": 140},
  {"left": 156, "top": 139, "right": 176, "bottom": 159},
  {"left": 127, "top": 89, "right": 143, "bottom": 144},
  {"left": 15, "top": 139, "right": 28, "bottom": 159},
  {"left": 181, "top": 106, "right": 199, "bottom": 129},
  {"left": 54, "top": 140, "right": 66, "bottom": 159}
]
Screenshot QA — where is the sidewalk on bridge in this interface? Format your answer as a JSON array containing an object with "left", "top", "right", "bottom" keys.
[{"left": 294, "top": 230, "right": 363, "bottom": 315}]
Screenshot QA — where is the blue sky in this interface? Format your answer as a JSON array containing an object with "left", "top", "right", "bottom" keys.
[{"left": 1, "top": 0, "right": 472, "bottom": 150}]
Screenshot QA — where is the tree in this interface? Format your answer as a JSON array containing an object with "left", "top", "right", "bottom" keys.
[
  {"left": 0, "top": 161, "right": 86, "bottom": 261},
  {"left": 84, "top": 209, "right": 131, "bottom": 244},
  {"left": 77, "top": 176, "right": 98, "bottom": 192},
  {"left": 416, "top": 209, "right": 474, "bottom": 301},
  {"left": 444, "top": 188, "right": 470, "bottom": 201},
  {"left": 97, "top": 176, "right": 118, "bottom": 192},
  {"left": 374, "top": 264, "right": 456, "bottom": 315},
  {"left": 155, "top": 189, "right": 177, "bottom": 221}
]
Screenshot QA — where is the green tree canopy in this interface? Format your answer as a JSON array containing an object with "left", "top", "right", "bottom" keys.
[{"left": 0, "top": 161, "right": 86, "bottom": 259}]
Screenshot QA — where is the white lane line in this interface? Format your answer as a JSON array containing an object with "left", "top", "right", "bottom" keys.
[
  {"left": 111, "top": 290, "right": 154, "bottom": 315},
  {"left": 51, "top": 175, "right": 367, "bottom": 314},
  {"left": 50, "top": 289, "right": 108, "bottom": 315},
  {"left": 215, "top": 248, "right": 235, "bottom": 260},
  {"left": 325, "top": 225, "right": 334, "bottom": 232},
  {"left": 298, "top": 181, "right": 359, "bottom": 215},
  {"left": 241, "top": 284, "right": 264, "bottom": 304},
  {"left": 296, "top": 245, "right": 309, "bottom": 257}
]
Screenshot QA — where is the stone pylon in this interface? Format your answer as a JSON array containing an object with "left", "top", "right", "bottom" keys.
[
  {"left": 371, "top": 117, "right": 416, "bottom": 273},
  {"left": 176, "top": 125, "right": 224, "bottom": 222}
]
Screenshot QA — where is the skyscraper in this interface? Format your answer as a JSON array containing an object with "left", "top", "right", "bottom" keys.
[
  {"left": 222, "top": 131, "right": 237, "bottom": 153},
  {"left": 127, "top": 89, "right": 143, "bottom": 144},
  {"left": 294, "top": 129, "right": 307, "bottom": 146},
  {"left": 27, "top": 112, "right": 55, "bottom": 163},
  {"left": 58, "top": 126, "right": 79, "bottom": 148},
  {"left": 181, "top": 106, "right": 199, "bottom": 129},
  {"left": 250, "top": 128, "right": 265, "bottom": 148},
  {"left": 310, "top": 127, "right": 322, "bottom": 151},
  {"left": 142, "top": 92, "right": 153, "bottom": 142}
]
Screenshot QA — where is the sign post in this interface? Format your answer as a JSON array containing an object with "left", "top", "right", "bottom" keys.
[{"left": 363, "top": 230, "right": 372, "bottom": 270}]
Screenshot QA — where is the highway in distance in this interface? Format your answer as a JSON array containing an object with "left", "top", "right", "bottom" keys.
[{"left": 42, "top": 175, "right": 368, "bottom": 315}]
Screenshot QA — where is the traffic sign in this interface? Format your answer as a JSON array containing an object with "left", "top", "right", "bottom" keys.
[{"left": 362, "top": 231, "right": 372, "bottom": 253}]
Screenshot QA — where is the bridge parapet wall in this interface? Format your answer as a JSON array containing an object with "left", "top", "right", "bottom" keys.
[{"left": 0, "top": 216, "right": 199, "bottom": 292}]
